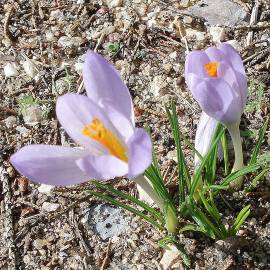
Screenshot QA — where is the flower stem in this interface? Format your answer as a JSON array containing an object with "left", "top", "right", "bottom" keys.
[
  {"left": 133, "top": 175, "right": 164, "bottom": 209},
  {"left": 227, "top": 122, "right": 244, "bottom": 189}
]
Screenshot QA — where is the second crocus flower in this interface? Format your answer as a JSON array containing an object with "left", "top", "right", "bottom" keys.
[{"left": 185, "top": 43, "right": 248, "bottom": 189}]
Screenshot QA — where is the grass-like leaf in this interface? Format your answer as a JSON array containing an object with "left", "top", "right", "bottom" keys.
[
  {"left": 249, "top": 119, "right": 268, "bottom": 165},
  {"left": 87, "top": 190, "right": 165, "bottom": 231},
  {"left": 229, "top": 205, "right": 250, "bottom": 236}
]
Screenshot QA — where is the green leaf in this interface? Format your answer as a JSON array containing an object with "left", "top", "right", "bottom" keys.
[
  {"left": 249, "top": 119, "right": 268, "bottom": 165},
  {"left": 244, "top": 168, "right": 270, "bottom": 192},
  {"left": 190, "top": 127, "right": 225, "bottom": 197},
  {"left": 166, "top": 102, "right": 190, "bottom": 204},
  {"left": 91, "top": 181, "right": 164, "bottom": 223},
  {"left": 229, "top": 205, "right": 250, "bottom": 235}
]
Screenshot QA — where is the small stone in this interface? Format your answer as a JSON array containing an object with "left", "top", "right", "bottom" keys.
[
  {"left": 210, "top": 26, "right": 227, "bottom": 43},
  {"left": 58, "top": 36, "right": 83, "bottom": 48},
  {"left": 167, "top": 150, "right": 177, "bottom": 162},
  {"left": 74, "top": 62, "right": 84, "bottom": 74},
  {"left": 151, "top": 75, "right": 168, "bottom": 97},
  {"left": 16, "top": 126, "right": 31, "bottom": 137},
  {"left": 22, "top": 105, "right": 43, "bottom": 125},
  {"left": 42, "top": 202, "right": 60, "bottom": 212},
  {"left": 38, "top": 184, "right": 54, "bottom": 194},
  {"left": 33, "top": 239, "right": 48, "bottom": 250},
  {"left": 179, "top": 0, "right": 190, "bottom": 8},
  {"left": 160, "top": 245, "right": 184, "bottom": 270},
  {"left": 45, "top": 31, "right": 55, "bottom": 41},
  {"left": 107, "top": 0, "right": 122, "bottom": 8},
  {"left": 4, "top": 116, "right": 17, "bottom": 129},
  {"left": 182, "top": 16, "right": 193, "bottom": 24},
  {"left": 249, "top": 217, "right": 257, "bottom": 226},
  {"left": 22, "top": 60, "right": 38, "bottom": 78},
  {"left": 225, "top": 40, "right": 241, "bottom": 52},
  {"left": 53, "top": 78, "right": 70, "bottom": 95},
  {"left": 169, "top": 51, "right": 178, "bottom": 60},
  {"left": 4, "top": 63, "right": 19, "bottom": 77},
  {"left": 184, "top": 29, "right": 206, "bottom": 41},
  {"left": 50, "top": 9, "right": 63, "bottom": 19}
]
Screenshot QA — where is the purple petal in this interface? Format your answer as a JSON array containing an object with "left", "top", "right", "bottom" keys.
[
  {"left": 10, "top": 145, "right": 89, "bottom": 186},
  {"left": 56, "top": 93, "right": 123, "bottom": 153},
  {"left": 83, "top": 51, "right": 134, "bottom": 124},
  {"left": 193, "top": 78, "right": 242, "bottom": 124},
  {"left": 194, "top": 112, "right": 218, "bottom": 167},
  {"left": 205, "top": 47, "right": 225, "bottom": 62},
  {"left": 76, "top": 155, "right": 128, "bottom": 180},
  {"left": 218, "top": 43, "right": 245, "bottom": 76},
  {"left": 127, "top": 128, "right": 152, "bottom": 179},
  {"left": 218, "top": 61, "right": 246, "bottom": 110},
  {"left": 185, "top": 51, "right": 210, "bottom": 88}
]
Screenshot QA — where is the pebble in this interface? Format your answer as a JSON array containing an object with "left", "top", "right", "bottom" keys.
[
  {"left": 210, "top": 26, "right": 227, "bottom": 43},
  {"left": 179, "top": 0, "right": 190, "bottom": 8},
  {"left": 151, "top": 75, "right": 168, "bottom": 97},
  {"left": 53, "top": 78, "right": 70, "bottom": 95},
  {"left": 184, "top": 28, "right": 206, "bottom": 42},
  {"left": 106, "top": 0, "right": 122, "bottom": 8},
  {"left": 16, "top": 126, "right": 31, "bottom": 137},
  {"left": 160, "top": 245, "right": 183, "bottom": 270},
  {"left": 33, "top": 239, "right": 48, "bottom": 250},
  {"left": 42, "top": 202, "right": 60, "bottom": 212},
  {"left": 50, "top": 9, "right": 63, "bottom": 19},
  {"left": 58, "top": 36, "right": 84, "bottom": 48},
  {"left": 4, "top": 116, "right": 17, "bottom": 129},
  {"left": 38, "top": 184, "right": 54, "bottom": 195},
  {"left": 4, "top": 63, "right": 19, "bottom": 77},
  {"left": 22, "top": 105, "right": 43, "bottom": 125},
  {"left": 22, "top": 60, "right": 38, "bottom": 79}
]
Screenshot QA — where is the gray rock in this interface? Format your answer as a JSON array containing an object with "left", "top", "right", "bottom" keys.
[
  {"left": 187, "top": 0, "right": 249, "bottom": 26},
  {"left": 42, "top": 202, "right": 60, "bottom": 212},
  {"left": 86, "top": 204, "right": 129, "bottom": 240}
]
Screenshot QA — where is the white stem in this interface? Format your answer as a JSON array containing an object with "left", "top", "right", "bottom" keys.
[
  {"left": 134, "top": 175, "right": 164, "bottom": 209},
  {"left": 227, "top": 122, "right": 244, "bottom": 189}
]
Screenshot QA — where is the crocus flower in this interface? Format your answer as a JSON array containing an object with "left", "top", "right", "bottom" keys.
[
  {"left": 10, "top": 51, "right": 163, "bottom": 205},
  {"left": 185, "top": 43, "right": 247, "bottom": 189}
]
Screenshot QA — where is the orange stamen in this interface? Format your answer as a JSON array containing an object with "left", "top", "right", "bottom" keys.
[
  {"left": 82, "top": 118, "right": 128, "bottom": 162},
  {"left": 204, "top": 62, "right": 218, "bottom": 77}
]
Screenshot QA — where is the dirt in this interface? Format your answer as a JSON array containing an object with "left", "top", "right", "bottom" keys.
[{"left": 0, "top": 0, "right": 270, "bottom": 269}]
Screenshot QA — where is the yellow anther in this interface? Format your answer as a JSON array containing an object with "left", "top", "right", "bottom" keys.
[
  {"left": 82, "top": 118, "right": 128, "bottom": 162},
  {"left": 204, "top": 61, "right": 218, "bottom": 77}
]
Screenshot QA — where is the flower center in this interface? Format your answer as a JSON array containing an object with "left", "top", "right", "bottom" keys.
[
  {"left": 204, "top": 62, "right": 218, "bottom": 77},
  {"left": 82, "top": 118, "right": 128, "bottom": 162}
]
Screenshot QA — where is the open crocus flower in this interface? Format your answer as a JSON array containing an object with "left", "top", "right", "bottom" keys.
[
  {"left": 185, "top": 43, "right": 247, "bottom": 189},
  {"left": 10, "top": 51, "right": 153, "bottom": 189}
]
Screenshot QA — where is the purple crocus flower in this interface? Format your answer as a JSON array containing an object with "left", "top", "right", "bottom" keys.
[
  {"left": 185, "top": 43, "right": 247, "bottom": 188},
  {"left": 185, "top": 42, "right": 247, "bottom": 125},
  {"left": 10, "top": 51, "right": 152, "bottom": 186}
]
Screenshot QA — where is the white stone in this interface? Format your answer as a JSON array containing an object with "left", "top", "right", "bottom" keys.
[
  {"left": 4, "top": 63, "right": 19, "bottom": 77},
  {"left": 22, "top": 105, "right": 43, "bottom": 125},
  {"left": 50, "top": 9, "right": 63, "bottom": 19},
  {"left": 151, "top": 75, "right": 168, "bottom": 97},
  {"left": 4, "top": 116, "right": 16, "bottom": 129},
  {"left": 184, "top": 29, "right": 206, "bottom": 41},
  {"left": 180, "top": 0, "right": 190, "bottom": 8},
  {"left": 225, "top": 40, "right": 242, "bottom": 52},
  {"left": 210, "top": 26, "right": 227, "bottom": 43},
  {"left": 107, "top": 0, "right": 122, "bottom": 8},
  {"left": 160, "top": 245, "right": 182, "bottom": 270},
  {"left": 16, "top": 126, "right": 31, "bottom": 137},
  {"left": 74, "top": 62, "right": 84, "bottom": 74},
  {"left": 42, "top": 202, "right": 60, "bottom": 212},
  {"left": 38, "top": 184, "right": 54, "bottom": 194},
  {"left": 22, "top": 60, "right": 38, "bottom": 78},
  {"left": 45, "top": 31, "right": 55, "bottom": 42},
  {"left": 58, "top": 36, "right": 83, "bottom": 48}
]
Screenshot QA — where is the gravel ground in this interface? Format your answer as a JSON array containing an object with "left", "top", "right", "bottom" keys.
[{"left": 0, "top": 0, "right": 270, "bottom": 269}]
